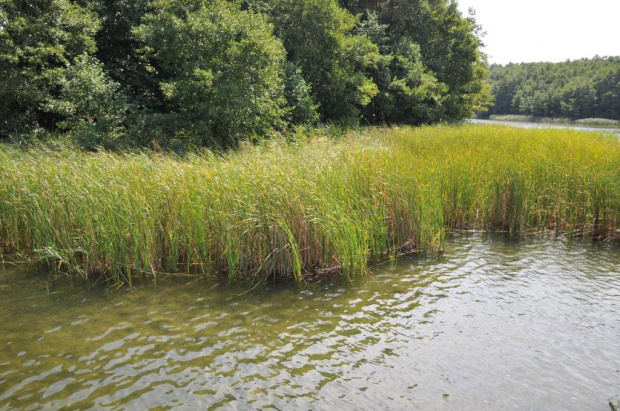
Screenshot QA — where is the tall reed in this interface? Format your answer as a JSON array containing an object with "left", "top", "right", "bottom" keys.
[{"left": 1, "top": 125, "right": 618, "bottom": 283}]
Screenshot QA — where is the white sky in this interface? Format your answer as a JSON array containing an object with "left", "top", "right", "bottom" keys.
[{"left": 456, "top": 0, "right": 620, "bottom": 65}]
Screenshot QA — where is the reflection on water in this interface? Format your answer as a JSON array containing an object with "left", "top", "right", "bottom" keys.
[
  {"left": 1, "top": 233, "right": 619, "bottom": 409},
  {"left": 469, "top": 118, "right": 620, "bottom": 136}
]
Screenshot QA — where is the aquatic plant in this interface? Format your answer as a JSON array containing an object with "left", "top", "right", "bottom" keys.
[{"left": 0, "top": 125, "right": 618, "bottom": 283}]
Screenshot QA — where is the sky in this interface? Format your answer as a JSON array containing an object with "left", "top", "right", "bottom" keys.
[{"left": 456, "top": 0, "right": 620, "bottom": 65}]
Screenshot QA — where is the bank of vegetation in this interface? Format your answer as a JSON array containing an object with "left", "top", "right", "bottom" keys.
[
  {"left": 2, "top": 2, "right": 619, "bottom": 285},
  {"left": 0, "top": 0, "right": 491, "bottom": 150},
  {"left": 1, "top": 125, "right": 618, "bottom": 284},
  {"left": 483, "top": 57, "right": 620, "bottom": 121}
]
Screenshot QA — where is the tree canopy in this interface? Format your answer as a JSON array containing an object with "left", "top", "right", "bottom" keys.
[
  {"left": 485, "top": 57, "right": 620, "bottom": 120},
  {"left": 0, "top": 0, "right": 492, "bottom": 148},
  {"left": 0, "top": 0, "right": 100, "bottom": 139},
  {"left": 135, "top": 0, "right": 287, "bottom": 148}
]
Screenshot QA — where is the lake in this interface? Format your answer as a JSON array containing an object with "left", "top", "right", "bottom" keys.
[
  {"left": 1, "top": 233, "right": 619, "bottom": 409},
  {"left": 469, "top": 119, "right": 620, "bottom": 136}
]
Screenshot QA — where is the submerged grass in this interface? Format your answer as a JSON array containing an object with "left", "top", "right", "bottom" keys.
[{"left": 1, "top": 124, "right": 619, "bottom": 283}]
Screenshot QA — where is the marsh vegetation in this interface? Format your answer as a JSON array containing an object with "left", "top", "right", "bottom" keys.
[{"left": 1, "top": 125, "right": 618, "bottom": 284}]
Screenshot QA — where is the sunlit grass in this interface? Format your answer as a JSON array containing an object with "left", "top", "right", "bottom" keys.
[{"left": 1, "top": 124, "right": 619, "bottom": 283}]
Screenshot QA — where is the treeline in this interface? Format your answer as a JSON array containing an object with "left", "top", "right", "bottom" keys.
[
  {"left": 0, "top": 0, "right": 491, "bottom": 149},
  {"left": 484, "top": 57, "right": 620, "bottom": 120}
]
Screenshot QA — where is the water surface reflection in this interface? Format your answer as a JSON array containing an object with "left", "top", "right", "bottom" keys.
[
  {"left": 469, "top": 119, "right": 620, "bottom": 136},
  {"left": 0, "top": 233, "right": 619, "bottom": 409}
]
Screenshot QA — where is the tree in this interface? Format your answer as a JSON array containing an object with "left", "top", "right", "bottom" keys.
[
  {"left": 0, "top": 0, "right": 99, "bottom": 140},
  {"left": 282, "top": 62, "right": 320, "bottom": 125},
  {"left": 345, "top": 0, "right": 492, "bottom": 122},
  {"left": 267, "top": 0, "right": 380, "bottom": 124},
  {"left": 0, "top": 0, "right": 498, "bottom": 146},
  {"left": 43, "top": 54, "right": 130, "bottom": 149},
  {"left": 135, "top": 0, "right": 287, "bottom": 148},
  {"left": 486, "top": 57, "right": 620, "bottom": 120},
  {"left": 89, "top": 0, "right": 159, "bottom": 110},
  {"left": 357, "top": 12, "right": 447, "bottom": 124},
  {"left": 597, "top": 66, "right": 620, "bottom": 119}
]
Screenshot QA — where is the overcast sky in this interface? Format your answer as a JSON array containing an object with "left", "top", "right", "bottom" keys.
[{"left": 456, "top": 0, "right": 620, "bottom": 65}]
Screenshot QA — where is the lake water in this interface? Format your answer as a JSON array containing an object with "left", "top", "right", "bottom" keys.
[
  {"left": 469, "top": 119, "right": 620, "bottom": 136},
  {"left": 1, "top": 233, "right": 619, "bottom": 409}
]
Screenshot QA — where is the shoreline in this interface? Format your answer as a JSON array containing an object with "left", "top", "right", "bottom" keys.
[
  {"left": 479, "top": 115, "right": 620, "bottom": 129},
  {"left": 1, "top": 124, "right": 619, "bottom": 285}
]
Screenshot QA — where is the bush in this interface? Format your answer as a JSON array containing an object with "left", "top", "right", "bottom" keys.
[
  {"left": 44, "top": 55, "right": 130, "bottom": 150},
  {"left": 0, "top": 0, "right": 99, "bottom": 140},
  {"left": 269, "top": 0, "right": 380, "bottom": 124},
  {"left": 135, "top": 0, "right": 287, "bottom": 148}
]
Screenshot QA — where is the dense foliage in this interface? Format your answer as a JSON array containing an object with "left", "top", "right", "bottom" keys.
[
  {"left": 0, "top": 0, "right": 100, "bottom": 140},
  {"left": 0, "top": 0, "right": 491, "bottom": 148},
  {"left": 135, "top": 0, "right": 287, "bottom": 148},
  {"left": 485, "top": 57, "right": 620, "bottom": 120},
  {"left": 363, "top": 0, "right": 492, "bottom": 122},
  {"left": 267, "top": 0, "right": 380, "bottom": 125}
]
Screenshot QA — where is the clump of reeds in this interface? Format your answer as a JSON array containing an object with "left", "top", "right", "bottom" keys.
[
  {"left": 0, "top": 124, "right": 618, "bottom": 283},
  {"left": 378, "top": 125, "right": 620, "bottom": 237}
]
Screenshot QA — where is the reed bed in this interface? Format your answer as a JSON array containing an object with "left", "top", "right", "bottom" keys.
[{"left": 1, "top": 125, "right": 619, "bottom": 283}]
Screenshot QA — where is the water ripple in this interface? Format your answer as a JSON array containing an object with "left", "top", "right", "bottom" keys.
[{"left": 0, "top": 233, "right": 619, "bottom": 409}]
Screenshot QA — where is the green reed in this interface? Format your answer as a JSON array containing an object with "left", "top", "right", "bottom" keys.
[{"left": 0, "top": 124, "right": 618, "bottom": 283}]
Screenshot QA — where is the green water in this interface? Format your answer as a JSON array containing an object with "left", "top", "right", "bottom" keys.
[{"left": 1, "top": 233, "right": 619, "bottom": 409}]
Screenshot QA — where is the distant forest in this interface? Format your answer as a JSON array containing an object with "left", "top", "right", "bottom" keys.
[
  {"left": 484, "top": 57, "right": 620, "bottom": 120},
  {"left": 0, "top": 0, "right": 492, "bottom": 149}
]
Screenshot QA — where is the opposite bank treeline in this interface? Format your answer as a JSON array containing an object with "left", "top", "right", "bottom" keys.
[
  {"left": 0, "top": 0, "right": 492, "bottom": 149},
  {"left": 484, "top": 57, "right": 620, "bottom": 121}
]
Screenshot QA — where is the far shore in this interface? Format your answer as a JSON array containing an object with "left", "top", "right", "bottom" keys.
[
  {"left": 470, "top": 117, "right": 620, "bottom": 136},
  {"left": 477, "top": 114, "right": 620, "bottom": 129}
]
